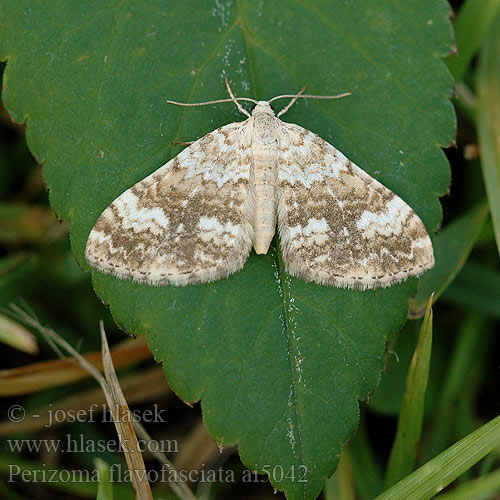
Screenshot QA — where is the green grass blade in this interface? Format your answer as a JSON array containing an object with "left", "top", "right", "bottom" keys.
[
  {"left": 375, "top": 414, "right": 500, "bottom": 500},
  {"left": 0, "top": 311, "right": 38, "bottom": 354},
  {"left": 95, "top": 459, "right": 113, "bottom": 500},
  {"left": 477, "top": 11, "right": 500, "bottom": 257},
  {"left": 436, "top": 468, "right": 500, "bottom": 500},
  {"left": 410, "top": 203, "right": 489, "bottom": 318},
  {"left": 424, "top": 313, "right": 487, "bottom": 461},
  {"left": 446, "top": 0, "right": 500, "bottom": 81},
  {"left": 349, "top": 416, "right": 384, "bottom": 499},
  {"left": 324, "top": 449, "right": 356, "bottom": 500},
  {"left": 384, "top": 296, "right": 433, "bottom": 488}
]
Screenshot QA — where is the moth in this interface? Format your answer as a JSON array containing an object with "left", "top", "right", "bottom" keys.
[{"left": 86, "top": 79, "right": 434, "bottom": 289}]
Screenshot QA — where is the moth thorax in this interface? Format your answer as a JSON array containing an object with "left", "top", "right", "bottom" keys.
[{"left": 253, "top": 111, "right": 277, "bottom": 145}]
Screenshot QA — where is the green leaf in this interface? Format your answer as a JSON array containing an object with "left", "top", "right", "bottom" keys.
[
  {"left": 445, "top": 0, "right": 500, "bottom": 81},
  {"left": 477, "top": 10, "right": 500, "bottom": 257},
  {"left": 374, "top": 413, "right": 500, "bottom": 500},
  {"left": 410, "top": 203, "right": 489, "bottom": 318},
  {"left": 385, "top": 296, "right": 433, "bottom": 488},
  {"left": 0, "top": 2, "right": 455, "bottom": 498}
]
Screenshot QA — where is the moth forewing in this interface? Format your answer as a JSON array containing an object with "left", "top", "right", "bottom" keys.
[
  {"left": 85, "top": 121, "right": 255, "bottom": 286},
  {"left": 275, "top": 121, "right": 434, "bottom": 289}
]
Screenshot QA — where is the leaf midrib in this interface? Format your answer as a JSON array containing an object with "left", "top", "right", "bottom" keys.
[{"left": 275, "top": 246, "right": 308, "bottom": 499}]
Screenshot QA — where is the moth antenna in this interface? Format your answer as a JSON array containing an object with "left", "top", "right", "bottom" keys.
[
  {"left": 272, "top": 90, "right": 352, "bottom": 117},
  {"left": 167, "top": 97, "right": 256, "bottom": 108},
  {"left": 167, "top": 77, "right": 256, "bottom": 115},
  {"left": 224, "top": 77, "right": 252, "bottom": 117},
  {"left": 275, "top": 86, "right": 307, "bottom": 117}
]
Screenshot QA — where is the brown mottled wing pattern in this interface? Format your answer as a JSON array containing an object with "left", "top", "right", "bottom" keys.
[
  {"left": 276, "top": 122, "right": 434, "bottom": 290},
  {"left": 86, "top": 121, "right": 254, "bottom": 285}
]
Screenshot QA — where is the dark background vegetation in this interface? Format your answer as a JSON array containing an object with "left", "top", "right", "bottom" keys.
[{"left": 1, "top": 0, "right": 499, "bottom": 498}]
